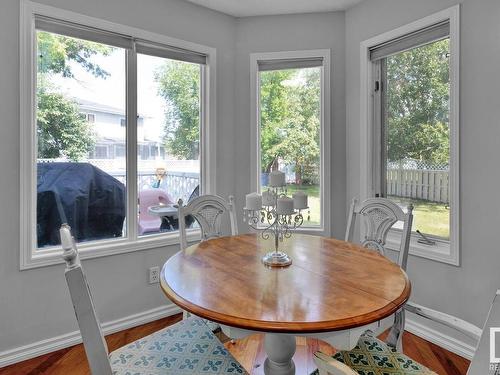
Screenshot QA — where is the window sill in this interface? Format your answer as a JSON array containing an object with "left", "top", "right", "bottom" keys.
[
  {"left": 20, "top": 229, "right": 201, "bottom": 270},
  {"left": 385, "top": 230, "right": 459, "bottom": 266}
]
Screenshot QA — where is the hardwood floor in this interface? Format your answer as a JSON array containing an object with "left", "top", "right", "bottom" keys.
[{"left": 0, "top": 313, "right": 470, "bottom": 375}]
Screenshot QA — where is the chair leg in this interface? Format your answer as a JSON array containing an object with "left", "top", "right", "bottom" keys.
[{"left": 386, "top": 308, "right": 405, "bottom": 352}]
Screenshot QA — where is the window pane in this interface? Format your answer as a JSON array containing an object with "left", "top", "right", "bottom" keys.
[
  {"left": 137, "top": 54, "right": 201, "bottom": 236},
  {"left": 384, "top": 38, "right": 450, "bottom": 239},
  {"left": 36, "top": 30, "right": 126, "bottom": 248},
  {"left": 259, "top": 67, "right": 322, "bottom": 226}
]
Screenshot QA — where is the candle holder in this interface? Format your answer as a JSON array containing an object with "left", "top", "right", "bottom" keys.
[{"left": 244, "top": 180, "right": 308, "bottom": 268}]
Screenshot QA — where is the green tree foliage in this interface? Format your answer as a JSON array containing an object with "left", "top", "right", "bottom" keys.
[
  {"left": 260, "top": 68, "right": 321, "bottom": 184},
  {"left": 37, "top": 31, "right": 111, "bottom": 78},
  {"left": 155, "top": 61, "right": 201, "bottom": 160},
  {"left": 386, "top": 39, "right": 450, "bottom": 164},
  {"left": 37, "top": 90, "right": 95, "bottom": 160},
  {"left": 36, "top": 31, "right": 111, "bottom": 160},
  {"left": 260, "top": 70, "right": 293, "bottom": 172}
]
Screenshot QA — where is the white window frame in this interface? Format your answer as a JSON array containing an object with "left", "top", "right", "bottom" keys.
[
  {"left": 249, "top": 50, "right": 331, "bottom": 235},
  {"left": 359, "top": 5, "right": 460, "bottom": 265},
  {"left": 19, "top": 1, "right": 217, "bottom": 270}
]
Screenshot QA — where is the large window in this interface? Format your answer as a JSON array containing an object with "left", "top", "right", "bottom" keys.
[
  {"left": 137, "top": 53, "right": 201, "bottom": 236},
  {"left": 376, "top": 37, "right": 451, "bottom": 239},
  {"left": 361, "top": 6, "right": 459, "bottom": 264},
  {"left": 20, "top": 3, "right": 215, "bottom": 268},
  {"left": 250, "top": 51, "right": 331, "bottom": 231}
]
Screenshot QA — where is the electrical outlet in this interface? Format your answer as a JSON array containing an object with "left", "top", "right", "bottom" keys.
[{"left": 149, "top": 266, "right": 160, "bottom": 284}]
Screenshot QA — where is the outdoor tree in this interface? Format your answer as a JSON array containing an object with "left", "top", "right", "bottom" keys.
[
  {"left": 260, "top": 68, "right": 321, "bottom": 184},
  {"left": 36, "top": 31, "right": 111, "bottom": 160},
  {"left": 259, "top": 69, "right": 293, "bottom": 173},
  {"left": 386, "top": 39, "right": 450, "bottom": 165},
  {"left": 155, "top": 61, "right": 201, "bottom": 160}
]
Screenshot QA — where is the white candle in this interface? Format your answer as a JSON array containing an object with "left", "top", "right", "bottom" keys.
[
  {"left": 245, "top": 192, "right": 262, "bottom": 211},
  {"left": 269, "top": 170, "right": 286, "bottom": 187},
  {"left": 276, "top": 196, "right": 294, "bottom": 215},
  {"left": 293, "top": 191, "right": 308, "bottom": 209},
  {"left": 262, "top": 190, "right": 275, "bottom": 206}
]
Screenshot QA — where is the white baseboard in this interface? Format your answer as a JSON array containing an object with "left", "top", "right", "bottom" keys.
[
  {"left": 406, "top": 317, "right": 477, "bottom": 360},
  {"left": 0, "top": 304, "right": 182, "bottom": 368},
  {"left": 0, "top": 303, "right": 477, "bottom": 368}
]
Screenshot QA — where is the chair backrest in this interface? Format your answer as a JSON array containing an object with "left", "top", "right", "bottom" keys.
[
  {"left": 177, "top": 194, "right": 237, "bottom": 250},
  {"left": 60, "top": 224, "right": 113, "bottom": 375},
  {"left": 345, "top": 197, "right": 413, "bottom": 270}
]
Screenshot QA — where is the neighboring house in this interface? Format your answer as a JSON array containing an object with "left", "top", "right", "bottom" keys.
[{"left": 77, "top": 99, "right": 166, "bottom": 161}]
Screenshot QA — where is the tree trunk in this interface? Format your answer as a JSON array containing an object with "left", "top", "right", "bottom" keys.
[{"left": 295, "top": 163, "right": 302, "bottom": 185}]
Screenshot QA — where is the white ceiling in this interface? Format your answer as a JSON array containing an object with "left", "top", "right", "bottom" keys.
[{"left": 181, "top": 0, "right": 364, "bottom": 17}]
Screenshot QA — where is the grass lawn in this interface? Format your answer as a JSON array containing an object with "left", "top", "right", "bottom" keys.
[
  {"left": 262, "top": 184, "right": 321, "bottom": 226},
  {"left": 258, "top": 186, "right": 448, "bottom": 238},
  {"left": 388, "top": 196, "right": 449, "bottom": 239}
]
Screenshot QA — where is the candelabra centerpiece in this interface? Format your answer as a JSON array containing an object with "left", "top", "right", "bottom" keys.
[{"left": 243, "top": 170, "right": 309, "bottom": 268}]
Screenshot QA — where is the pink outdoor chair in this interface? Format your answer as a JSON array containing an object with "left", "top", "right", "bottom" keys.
[{"left": 138, "top": 189, "right": 174, "bottom": 235}]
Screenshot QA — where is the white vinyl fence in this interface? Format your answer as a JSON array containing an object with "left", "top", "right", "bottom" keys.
[{"left": 387, "top": 168, "right": 449, "bottom": 204}]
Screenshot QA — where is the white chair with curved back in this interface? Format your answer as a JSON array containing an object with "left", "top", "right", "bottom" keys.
[
  {"left": 177, "top": 194, "right": 238, "bottom": 251},
  {"left": 177, "top": 194, "right": 238, "bottom": 330},
  {"left": 312, "top": 198, "right": 482, "bottom": 375},
  {"left": 59, "top": 224, "right": 247, "bottom": 375},
  {"left": 345, "top": 197, "right": 414, "bottom": 271}
]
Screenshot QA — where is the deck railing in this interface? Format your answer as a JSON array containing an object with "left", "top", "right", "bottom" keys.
[{"left": 110, "top": 171, "right": 199, "bottom": 202}]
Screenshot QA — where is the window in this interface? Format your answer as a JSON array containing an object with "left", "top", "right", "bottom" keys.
[
  {"left": 360, "top": 6, "right": 459, "bottom": 264},
  {"left": 20, "top": 2, "right": 216, "bottom": 268},
  {"left": 375, "top": 36, "right": 451, "bottom": 239},
  {"left": 250, "top": 51, "right": 331, "bottom": 232}
]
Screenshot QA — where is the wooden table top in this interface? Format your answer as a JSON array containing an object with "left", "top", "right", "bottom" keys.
[{"left": 160, "top": 233, "right": 411, "bottom": 333}]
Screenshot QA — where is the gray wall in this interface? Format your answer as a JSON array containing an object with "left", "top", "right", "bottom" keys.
[
  {"left": 345, "top": 0, "right": 500, "bottom": 330},
  {"left": 0, "top": 0, "right": 236, "bottom": 353},
  {"left": 234, "top": 12, "right": 347, "bottom": 238}
]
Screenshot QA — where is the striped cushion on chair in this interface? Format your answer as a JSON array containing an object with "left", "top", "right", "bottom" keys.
[
  {"left": 312, "top": 330, "right": 436, "bottom": 375},
  {"left": 110, "top": 317, "right": 247, "bottom": 374}
]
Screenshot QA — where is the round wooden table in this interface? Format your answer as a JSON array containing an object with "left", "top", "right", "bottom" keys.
[{"left": 160, "top": 233, "right": 411, "bottom": 375}]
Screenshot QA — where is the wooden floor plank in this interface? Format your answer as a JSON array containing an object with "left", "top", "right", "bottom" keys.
[{"left": 0, "top": 314, "right": 470, "bottom": 375}]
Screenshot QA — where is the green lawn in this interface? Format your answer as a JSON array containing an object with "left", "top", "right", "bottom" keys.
[
  {"left": 257, "top": 186, "right": 448, "bottom": 238},
  {"left": 262, "top": 184, "right": 321, "bottom": 226},
  {"left": 388, "top": 196, "right": 449, "bottom": 239}
]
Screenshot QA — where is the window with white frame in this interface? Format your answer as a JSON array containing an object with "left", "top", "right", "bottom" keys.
[
  {"left": 250, "top": 51, "right": 331, "bottom": 231},
  {"left": 360, "top": 6, "right": 459, "bottom": 264},
  {"left": 20, "top": 3, "right": 215, "bottom": 268}
]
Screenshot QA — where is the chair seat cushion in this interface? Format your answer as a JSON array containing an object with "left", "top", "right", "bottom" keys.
[
  {"left": 312, "top": 330, "right": 437, "bottom": 375},
  {"left": 110, "top": 316, "right": 248, "bottom": 374}
]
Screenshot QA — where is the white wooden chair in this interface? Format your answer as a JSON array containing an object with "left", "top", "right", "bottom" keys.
[
  {"left": 177, "top": 194, "right": 237, "bottom": 331},
  {"left": 59, "top": 224, "right": 248, "bottom": 375},
  {"left": 345, "top": 197, "right": 414, "bottom": 271},
  {"left": 313, "top": 301, "right": 483, "bottom": 375},
  {"left": 177, "top": 194, "right": 238, "bottom": 251},
  {"left": 313, "top": 197, "right": 482, "bottom": 374},
  {"left": 344, "top": 197, "right": 413, "bottom": 351}
]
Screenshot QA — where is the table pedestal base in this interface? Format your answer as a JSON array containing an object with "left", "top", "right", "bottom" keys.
[{"left": 263, "top": 333, "right": 296, "bottom": 375}]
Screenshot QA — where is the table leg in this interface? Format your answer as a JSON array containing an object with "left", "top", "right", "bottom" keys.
[{"left": 263, "top": 333, "right": 296, "bottom": 375}]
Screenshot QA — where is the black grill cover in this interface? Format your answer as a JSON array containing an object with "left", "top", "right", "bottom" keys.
[{"left": 37, "top": 162, "right": 126, "bottom": 247}]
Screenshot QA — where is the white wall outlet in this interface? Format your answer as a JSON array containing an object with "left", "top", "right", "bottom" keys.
[{"left": 149, "top": 266, "right": 160, "bottom": 284}]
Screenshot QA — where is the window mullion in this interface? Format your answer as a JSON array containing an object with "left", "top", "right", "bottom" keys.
[
  {"left": 126, "top": 48, "right": 138, "bottom": 241},
  {"left": 371, "top": 60, "right": 383, "bottom": 197}
]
